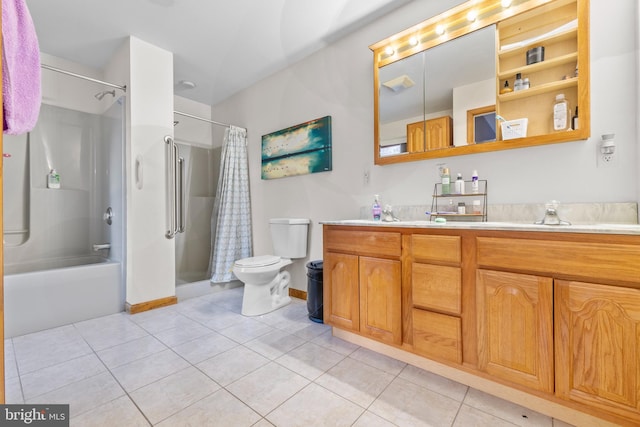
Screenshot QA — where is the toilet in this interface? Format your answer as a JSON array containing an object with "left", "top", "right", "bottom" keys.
[{"left": 233, "top": 218, "right": 310, "bottom": 316}]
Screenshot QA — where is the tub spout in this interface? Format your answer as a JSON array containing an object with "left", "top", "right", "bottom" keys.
[{"left": 92, "top": 243, "right": 111, "bottom": 251}]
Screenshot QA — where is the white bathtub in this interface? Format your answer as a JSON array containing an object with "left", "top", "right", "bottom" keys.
[{"left": 4, "top": 256, "right": 125, "bottom": 337}]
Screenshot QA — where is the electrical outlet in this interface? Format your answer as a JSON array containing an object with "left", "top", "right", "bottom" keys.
[
  {"left": 363, "top": 170, "right": 370, "bottom": 185},
  {"left": 597, "top": 150, "right": 616, "bottom": 168}
]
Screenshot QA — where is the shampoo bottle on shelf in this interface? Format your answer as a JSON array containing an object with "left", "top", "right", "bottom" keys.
[
  {"left": 372, "top": 195, "right": 382, "bottom": 221},
  {"left": 553, "top": 93, "right": 570, "bottom": 131},
  {"left": 47, "top": 169, "right": 60, "bottom": 189},
  {"left": 471, "top": 170, "right": 479, "bottom": 193},
  {"left": 455, "top": 173, "right": 464, "bottom": 194},
  {"left": 441, "top": 167, "right": 451, "bottom": 195}
]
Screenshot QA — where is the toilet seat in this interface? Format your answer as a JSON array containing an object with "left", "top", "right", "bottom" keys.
[{"left": 235, "top": 255, "right": 280, "bottom": 268}]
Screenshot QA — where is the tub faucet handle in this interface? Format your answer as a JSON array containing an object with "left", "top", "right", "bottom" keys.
[{"left": 93, "top": 243, "right": 111, "bottom": 251}]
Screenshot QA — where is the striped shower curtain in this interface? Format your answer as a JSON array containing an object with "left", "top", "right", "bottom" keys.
[{"left": 208, "top": 125, "right": 252, "bottom": 283}]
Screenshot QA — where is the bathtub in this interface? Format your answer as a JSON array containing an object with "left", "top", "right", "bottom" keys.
[{"left": 4, "top": 256, "right": 125, "bottom": 338}]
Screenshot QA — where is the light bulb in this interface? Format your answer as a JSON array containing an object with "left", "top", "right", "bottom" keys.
[
  {"left": 436, "top": 25, "right": 445, "bottom": 35},
  {"left": 467, "top": 10, "right": 477, "bottom": 22},
  {"left": 384, "top": 46, "right": 394, "bottom": 56},
  {"left": 501, "top": 0, "right": 512, "bottom": 7},
  {"left": 409, "top": 36, "right": 419, "bottom": 46}
]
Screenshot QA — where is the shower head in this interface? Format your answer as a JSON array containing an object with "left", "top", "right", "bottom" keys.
[{"left": 94, "top": 90, "right": 116, "bottom": 100}]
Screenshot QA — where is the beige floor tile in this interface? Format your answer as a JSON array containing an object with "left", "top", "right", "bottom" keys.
[
  {"left": 315, "top": 357, "right": 395, "bottom": 408},
  {"left": 197, "top": 345, "right": 269, "bottom": 386},
  {"left": 5, "top": 376, "right": 24, "bottom": 404},
  {"left": 218, "top": 317, "right": 274, "bottom": 343},
  {"left": 349, "top": 347, "right": 406, "bottom": 375},
  {"left": 226, "top": 362, "right": 309, "bottom": 416},
  {"left": 312, "top": 330, "right": 360, "bottom": 356},
  {"left": 463, "top": 388, "right": 552, "bottom": 426},
  {"left": 130, "top": 366, "right": 220, "bottom": 424},
  {"left": 369, "top": 377, "right": 461, "bottom": 427},
  {"left": 4, "top": 339, "right": 19, "bottom": 380},
  {"left": 244, "top": 329, "right": 306, "bottom": 360},
  {"left": 96, "top": 335, "right": 167, "bottom": 369},
  {"left": 70, "top": 395, "right": 150, "bottom": 427},
  {"left": 352, "top": 411, "right": 398, "bottom": 427},
  {"left": 21, "top": 353, "right": 106, "bottom": 399},
  {"left": 172, "top": 331, "right": 238, "bottom": 364},
  {"left": 153, "top": 321, "right": 213, "bottom": 347},
  {"left": 398, "top": 364, "right": 469, "bottom": 402},
  {"left": 110, "top": 349, "right": 190, "bottom": 392},
  {"left": 454, "top": 404, "right": 519, "bottom": 427},
  {"left": 275, "top": 341, "right": 345, "bottom": 380},
  {"left": 74, "top": 314, "right": 149, "bottom": 351},
  {"left": 26, "top": 372, "right": 125, "bottom": 418},
  {"left": 156, "top": 388, "right": 260, "bottom": 427},
  {"left": 267, "top": 383, "right": 363, "bottom": 427},
  {"left": 132, "top": 309, "right": 197, "bottom": 334}
]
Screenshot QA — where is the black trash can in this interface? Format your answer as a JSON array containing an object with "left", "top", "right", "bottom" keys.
[{"left": 306, "top": 260, "right": 324, "bottom": 323}]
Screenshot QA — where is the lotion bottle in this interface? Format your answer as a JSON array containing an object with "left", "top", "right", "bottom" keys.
[
  {"left": 441, "top": 167, "right": 451, "bottom": 195},
  {"left": 372, "top": 195, "right": 382, "bottom": 221},
  {"left": 455, "top": 173, "right": 465, "bottom": 194},
  {"left": 553, "top": 93, "right": 570, "bottom": 131},
  {"left": 471, "top": 170, "right": 479, "bottom": 193}
]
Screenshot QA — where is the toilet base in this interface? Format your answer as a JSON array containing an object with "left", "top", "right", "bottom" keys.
[{"left": 241, "top": 271, "right": 291, "bottom": 316}]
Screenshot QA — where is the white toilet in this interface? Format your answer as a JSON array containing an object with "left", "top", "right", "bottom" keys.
[{"left": 233, "top": 218, "right": 310, "bottom": 316}]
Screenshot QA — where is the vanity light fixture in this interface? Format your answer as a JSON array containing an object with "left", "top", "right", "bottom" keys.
[
  {"left": 435, "top": 24, "right": 446, "bottom": 35},
  {"left": 501, "top": 0, "right": 512, "bottom": 7}
]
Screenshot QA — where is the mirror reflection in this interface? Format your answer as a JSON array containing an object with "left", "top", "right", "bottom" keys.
[{"left": 378, "top": 25, "right": 496, "bottom": 157}]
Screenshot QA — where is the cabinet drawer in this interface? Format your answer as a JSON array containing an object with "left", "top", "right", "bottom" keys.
[
  {"left": 324, "top": 229, "right": 401, "bottom": 257},
  {"left": 477, "top": 237, "right": 640, "bottom": 283},
  {"left": 412, "top": 263, "right": 461, "bottom": 315},
  {"left": 412, "top": 309, "right": 462, "bottom": 364},
  {"left": 412, "top": 235, "right": 461, "bottom": 264}
]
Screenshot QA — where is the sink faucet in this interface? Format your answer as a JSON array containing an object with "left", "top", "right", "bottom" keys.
[
  {"left": 535, "top": 201, "right": 571, "bottom": 225},
  {"left": 382, "top": 205, "right": 400, "bottom": 222}
]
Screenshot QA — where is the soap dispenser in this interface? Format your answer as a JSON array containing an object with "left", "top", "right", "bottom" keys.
[
  {"left": 47, "top": 169, "right": 60, "bottom": 189},
  {"left": 372, "top": 195, "right": 382, "bottom": 221}
]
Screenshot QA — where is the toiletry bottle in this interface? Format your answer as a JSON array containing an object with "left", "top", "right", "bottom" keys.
[
  {"left": 572, "top": 106, "right": 579, "bottom": 130},
  {"left": 47, "top": 169, "right": 60, "bottom": 189},
  {"left": 514, "top": 73, "right": 523, "bottom": 91},
  {"left": 441, "top": 167, "right": 451, "bottom": 195},
  {"left": 500, "top": 80, "right": 512, "bottom": 94},
  {"left": 471, "top": 170, "right": 479, "bottom": 193},
  {"left": 372, "top": 195, "right": 382, "bottom": 221},
  {"left": 455, "top": 173, "right": 464, "bottom": 194},
  {"left": 523, "top": 77, "right": 530, "bottom": 90},
  {"left": 457, "top": 202, "right": 466, "bottom": 215},
  {"left": 553, "top": 93, "right": 570, "bottom": 131}
]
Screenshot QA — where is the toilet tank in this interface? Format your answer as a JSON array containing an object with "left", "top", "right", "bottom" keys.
[{"left": 270, "top": 218, "right": 310, "bottom": 259}]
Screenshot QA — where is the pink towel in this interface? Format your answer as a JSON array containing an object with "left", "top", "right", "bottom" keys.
[{"left": 2, "top": 0, "right": 41, "bottom": 135}]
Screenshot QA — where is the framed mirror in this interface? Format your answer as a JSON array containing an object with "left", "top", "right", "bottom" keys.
[{"left": 371, "top": 0, "right": 590, "bottom": 165}]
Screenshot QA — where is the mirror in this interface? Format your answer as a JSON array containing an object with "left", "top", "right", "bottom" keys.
[
  {"left": 379, "top": 26, "right": 496, "bottom": 157},
  {"left": 371, "top": 0, "right": 590, "bottom": 165}
]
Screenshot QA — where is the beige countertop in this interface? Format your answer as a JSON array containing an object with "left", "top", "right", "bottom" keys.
[{"left": 320, "top": 219, "right": 640, "bottom": 235}]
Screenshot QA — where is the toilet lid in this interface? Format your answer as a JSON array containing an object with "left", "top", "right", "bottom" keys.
[{"left": 235, "top": 255, "right": 280, "bottom": 268}]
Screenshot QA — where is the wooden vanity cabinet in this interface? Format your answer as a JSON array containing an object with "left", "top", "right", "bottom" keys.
[
  {"left": 476, "top": 269, "right": 554, "bottom": 393},
  {"left": 556, "top": 280, "right": 640, "bottom": 424},
  {"left": 323, "top": 228, "right": 402, "bottom": 345}
]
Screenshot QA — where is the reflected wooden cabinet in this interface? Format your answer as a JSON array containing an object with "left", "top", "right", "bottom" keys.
[
  {"left": 476, "top": 269, "right": 554, "bottom": 393},
  {"left": 406, "top": 116, "right": 452, "bottom": 153},
  {"left": 555, "top": 280, "right": 640, "bottom": 424}
]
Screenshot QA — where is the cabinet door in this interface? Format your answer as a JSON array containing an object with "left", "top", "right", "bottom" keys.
[
  {"left": 324, "top": 252, "right": 359, "bottom": 331},
  {"left": 359, "top": 256, "right": 402, "bottom": 345},
  {"left": 406, "top": 121, "right": 425, "bottom": 153},
  {"left": 476, "top": 269, "right": 554, "bottom": 393},
  {"left": 556, "top": 280, "right": 640, "bottom": 424},
  {"left": 426, "top": 116, "right": 452, "bottom": 150}
]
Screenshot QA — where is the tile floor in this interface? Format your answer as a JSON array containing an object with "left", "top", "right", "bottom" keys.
[{"left": 4, "top": 287, "right": 575, "bottom": 426}]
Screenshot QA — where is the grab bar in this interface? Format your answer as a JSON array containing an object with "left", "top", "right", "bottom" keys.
[
  {"left": 92, "top": 243, "right": 111, "bottom": 251},
  {"left": 165, "top": 135, "right": 185, "bottom": 239}
]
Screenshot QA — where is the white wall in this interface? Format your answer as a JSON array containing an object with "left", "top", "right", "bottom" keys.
[{"left": 211, "top": 0, "right": 639, "bottom": 291}]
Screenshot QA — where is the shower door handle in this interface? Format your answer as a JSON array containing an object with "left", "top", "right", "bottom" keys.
[{"left": 165, "top": 135, "right": 185, "bottom": 239}]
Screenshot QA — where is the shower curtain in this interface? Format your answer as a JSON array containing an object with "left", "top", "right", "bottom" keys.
[{"left": 208, "top": 125, "right": 252, "bottom": 283}]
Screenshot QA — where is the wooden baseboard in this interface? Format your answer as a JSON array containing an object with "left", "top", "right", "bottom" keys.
[
  {"left": 289, "top": 288, "right": 307, "bottom": 300},
  {"left": 126, "top": 296, "right": 177, "bottom": 314}
]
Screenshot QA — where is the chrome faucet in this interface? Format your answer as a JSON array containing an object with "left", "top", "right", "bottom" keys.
[
  {"left": 535, "top": 201, "right": 571, "bottom": 225},
  {"left": 382, "top": 205, "right": 400, "bottom": 222}
]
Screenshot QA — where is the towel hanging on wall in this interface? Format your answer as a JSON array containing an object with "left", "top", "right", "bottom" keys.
[{"left": 2, "top": 0, "right": 41, "bottom": 135}]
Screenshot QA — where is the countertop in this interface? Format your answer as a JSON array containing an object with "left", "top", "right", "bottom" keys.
[{"left": 320, "top": 219, "right": 640, "bottom": 235}]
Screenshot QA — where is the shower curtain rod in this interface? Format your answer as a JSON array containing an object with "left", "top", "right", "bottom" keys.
[
  {"left": 173, "top": 110, "right": 246, "bottom": 132},
  {"left": 41, "top": 64, "right": 127, "bottom": 92}
]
